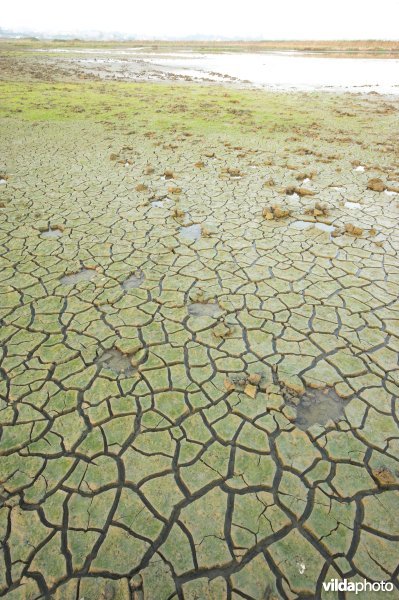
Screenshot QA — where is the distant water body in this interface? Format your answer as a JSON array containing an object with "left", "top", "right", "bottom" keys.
[
  {"left": 150, "top": 51, "right": 399, "bottom": 94},
  {"left": 41, "top": 48, "right": 399, "bottom": 94}
]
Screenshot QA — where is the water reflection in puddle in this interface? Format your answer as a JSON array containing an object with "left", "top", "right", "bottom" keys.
[
  {"left": 295, "top": 387, "right": 349, "bottom": 430},
  {"left": 41, "top": 228, "right": 63, "bottom": 239},
  {"left": 97, "top": 349, "right": 134, "bottom": 375},
  {"left": 315, "top": 222, "right": 335, "bottom": 233},
  {"left": 290, "top": 220, "right": 313, "bottom": 230},
  {"left": 122, "top": 270, "right": 145, "bottom": 290},
  {"left": 290, "top": 221, "right": 335, "bottom": 235},
  {"left": 180, "top": 223, "right": 201, "bottom": 241},
  {"left": 188, "top": 302, "right": 222, "bottom": 317},
  {"left": 60, "top": 268, "right": 97, "bottom": 285},
  {"left": 345, "top": 201, "right": 362, "bottom": 209},
  {"left": 151, "top": 197, "right": 172, "bottom": 208}
]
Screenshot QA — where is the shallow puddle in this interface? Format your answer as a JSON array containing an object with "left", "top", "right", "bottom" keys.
[
  {"left": 41, "top": 228, "right": 63, "bottom": 239},
  {"left": 122, "top": 270, "right": 145, "bottom": 290},
  {"left": 97, "top": 349, "right": 134, "bottom": 375},
  {"left": 345, "top": 201, "right": 362, "bottom": 209},
  {"left": 60, "top": 268, "right": 97, "bottom": 285},
  {"left": 179, "top": 223, "right": 201, "bottom": 241},
  {"left": 290, "top": 220, "right": 334, "bottom": 233},
  {"left": 290, "top": 220, "right": 313, "bottom": 230},
  {"left": 314, "top": 222, "right": 335, "bottom": 233},
  {"left": 188, "top": 302, "right": 222, "bottom": 317},
  {"left": 295, "top": 387, "right": 348, "bottom": 430},
  {"left": 181, "top": 211, "right": 192, "bottom": 225},
  {"left": 151, "top": 198, "right": 172, "bottom": 208}
]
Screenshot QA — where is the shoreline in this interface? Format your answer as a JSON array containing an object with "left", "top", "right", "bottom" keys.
[{"left": 1, "top": 39, "right": 398, "bottom": 95}]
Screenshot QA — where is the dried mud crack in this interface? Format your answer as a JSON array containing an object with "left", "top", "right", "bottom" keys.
[{"left": 0, "top": 67, "right": 399, "bottom": 599}]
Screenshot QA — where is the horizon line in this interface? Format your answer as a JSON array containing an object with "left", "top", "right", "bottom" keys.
[{"left": 1, "top": 33, "right": 399, "bottom": 43}]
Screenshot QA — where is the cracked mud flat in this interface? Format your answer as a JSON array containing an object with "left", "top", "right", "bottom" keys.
[{"left": 1, "top": 52, "right": 399, "bottom": 599}]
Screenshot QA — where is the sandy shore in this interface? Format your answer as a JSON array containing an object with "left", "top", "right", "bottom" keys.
[{"left": 0, "top": 42, "right": 399, "bottom": 599}]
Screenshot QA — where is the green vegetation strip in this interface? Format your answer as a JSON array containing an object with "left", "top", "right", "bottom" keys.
[{"left": 1, "top": 80, "right": 328, "bottom": 135}]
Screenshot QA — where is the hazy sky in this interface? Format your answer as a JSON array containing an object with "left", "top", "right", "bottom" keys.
[{"left": 2, "top": 0, "right": 399, "bottom": 39}]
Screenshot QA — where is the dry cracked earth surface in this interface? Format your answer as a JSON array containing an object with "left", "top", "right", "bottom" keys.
[{"left": 1, "top": 54, "right": 399, "bottom": 600}]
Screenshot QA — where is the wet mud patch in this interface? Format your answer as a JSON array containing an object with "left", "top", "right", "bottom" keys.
[
  {"left": 97, "top": 348, "right": 135, "bottom": 375},
  {"left": 122, "top": 269, "right": 145, "bottom": 290},
  {"left": 188, "top": 301, "right": 222, "bottom": 317},
  {"left": 284, "top": 385, "right": 350, "bottom": 430},
  {"left": 60, "top": 268, "right": 97, "bottom": 285}
]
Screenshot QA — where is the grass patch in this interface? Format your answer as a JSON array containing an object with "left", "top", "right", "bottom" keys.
[
  {"left": 0, "top": 80, "right": 322, "bottom": 135},
  {"left": 2, "top": 78, "right": 395, "bottom": 147}
]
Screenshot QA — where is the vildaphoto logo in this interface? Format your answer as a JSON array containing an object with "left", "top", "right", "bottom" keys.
[{"left": 322, "top": 579, "right": 394, "bottom": 594}]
